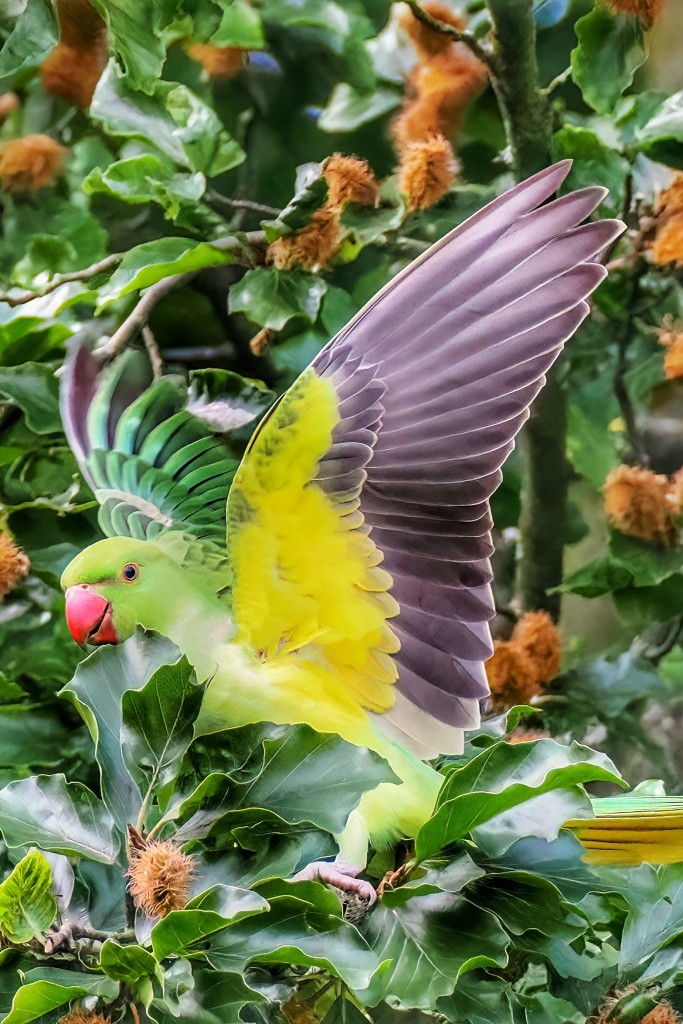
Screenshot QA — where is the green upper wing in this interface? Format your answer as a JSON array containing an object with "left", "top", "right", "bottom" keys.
[{"left": 60, "top": 343, "right": 274, "bottom": 548}]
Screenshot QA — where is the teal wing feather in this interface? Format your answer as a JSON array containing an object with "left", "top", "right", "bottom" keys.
[{"left": 60, "top": 343, "right": 274, "bottom": 548}]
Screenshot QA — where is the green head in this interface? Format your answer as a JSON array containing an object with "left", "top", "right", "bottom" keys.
[{"left": 61, "top": 537, "right": 188, "bottom": 647}]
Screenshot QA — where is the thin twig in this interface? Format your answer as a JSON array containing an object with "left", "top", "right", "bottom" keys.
[
  {"left": 209, "top": 189, "right": 281, "bottom": 217},
  {"left": 95, "top": 231, "right": 266, "bottom": 361},
  {"left": 142, "top": 325, "right": 164, "bottom": 379},
  {"left": 401, "top": 0, "right": 494, "bottom": 70},
  {"left": 541, "top": 64, "right": 572, "bottom": 96},
  {"left": 0, "top": 252, "right": 124, "bottom": 306}
]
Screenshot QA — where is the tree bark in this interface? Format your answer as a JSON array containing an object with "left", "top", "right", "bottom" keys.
[{"left": 488, "top": 0, "right": 567, "bottom": 619}]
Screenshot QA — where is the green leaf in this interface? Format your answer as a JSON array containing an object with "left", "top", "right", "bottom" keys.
[
  {"left": 97, "top": 239, "right": 232, "bottom": 309},
  {"left": 620, "top": 863, "right": 683, "bottom": 972},
  {"left": 0, "top": 364, "right": 60, "bottom": 434},
  {"left": 100, "top": 939, "right": 160, "bottom": 983},
  {"left": 415, "top": 739, "right": 621, "bottom": 861},
  {"left": 636, "top": 90, "right": 683, "bottom": 167},
  {"left": 211, "top": 0, "right": 265, "bottom": 48},
  {"left": 0, "top": 711, "right": 71, "bottom": 769},
  {"left": 551, "top": 126, "right": 629, "bottom": 217},
  {"left": 121, "top": 656, "right": 203, "bottom": 805},
  {"left": 157, "top": 967, "right": 264, "bottom": 1024},
  {"left": 319, "top": 83, "right": 400, "bottom": 132},
  {"left": 571, "top": 8, "right": 646, "bottom": 115},
  {"left": 0, "top": 850, "right": 56, "bottom": 943},
  {"left": 361, "top": 888, "right": 509, "bottom": 1009},
  {"left": 0, "top": 774, "right": 118, "bottom": 864},
  {"left": 262, "top": 166, "right": 328, "bottom": 243},
  {"left": 1, "top": 970, "right": 117, "bottom": 1024},
  {"left": 321, "top": 996, "right": 370, "bottom": 1024},
  {"left": 88, "top": 0, "right": 178, "bottom": 91},
  {"left": 62, "top": 631, "right": 183, "bottom": 831},
  {"left": 205, "top": 879, "right": 379, "bottom": 991},
  {"left": 91, "top": 63, "right": 245, "bottom": 177},
  {"left": 168, "top": 724, "right": 397, "bottom": 836},
  {"left": 229, "top": 268, "right": 328, "bottom": 330},
  {"left": 84, "top": 154, "right": 213, "bottom": 228},
  {"left": 438, "top": 972, "right": 516, "bottom": 1024},
  {"left": 0, "top": 0, "right": 58, "bottom": 81},
  {"left": 151, "top": 884, "right": 269, "bottom": 960}
]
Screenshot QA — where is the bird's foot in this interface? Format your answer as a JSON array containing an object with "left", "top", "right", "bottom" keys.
[
  {"left": 377, "top": 863, "right": 408, "bottom": 897},
  {"left": 292, "top": 858, "right": 377, "bottom": 917}
]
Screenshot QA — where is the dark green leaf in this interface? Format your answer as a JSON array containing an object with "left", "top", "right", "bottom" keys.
[
  {"left": 100, "top": 939, "right": 160, "bottom": 983},
  {"left": 151, "top": 884, "right": 269, "bottom": 959},
  {"left": 91, "top": 64, "right": 245, "bottom": 177},
  {"left": 571, "top": 8, "right": 646, "bottom": 114},
  {"left": 62, "top": 631, "right": 183, "bottom": 831},
  {"left": 98, "top": 239, "right": 232, "bottom": 308},
  {"left": 0, "top": 364, "right": 60, "bottom": 434},
  {"left": 0, "top": 774, "right": 118, "bottom": 863},
  {"left": 0, "top": 0, "right": 57, "bottom": 81},
  {"left": 229, "top": 268, "right": 328, "bottom": 330},
  {"left": 121, "top": 656, "right": 203, "bottom": 805},
  {"left": 552, "top": 125, "right": 629, "bottom": 216},
  {"left": 1, "top": 970, "right": 117, "bottom": 1024},
  {"left": 361, "top": 888, "right": 509, "bottom": 1009},
  {"left": 205, "top": 879, "right": 379, "bottom": 991},
  {"left": 415, "top": 739, "right": 621, "bottom": 861}
]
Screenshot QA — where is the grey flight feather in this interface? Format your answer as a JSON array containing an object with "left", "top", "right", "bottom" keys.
[{"left": 312, "top": 160, "right": 624, "bottom": 757}]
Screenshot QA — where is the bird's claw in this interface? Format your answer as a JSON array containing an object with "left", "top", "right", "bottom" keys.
[{"left": 292, "top": 858, "right": 377, "bottom": 907}]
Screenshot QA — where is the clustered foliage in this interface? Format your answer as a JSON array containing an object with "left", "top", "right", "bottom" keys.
[{"left": 3, "top": 1, "right": 683, "bottom": 1023}]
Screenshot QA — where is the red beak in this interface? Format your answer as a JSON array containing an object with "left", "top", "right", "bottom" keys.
[{"left": 65, "top": 585, "right": 119, "bottom": 647}]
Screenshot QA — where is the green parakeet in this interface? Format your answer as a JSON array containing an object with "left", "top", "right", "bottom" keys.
[{"left": 60, "top": 162, "right": 683, "bottom": 901}]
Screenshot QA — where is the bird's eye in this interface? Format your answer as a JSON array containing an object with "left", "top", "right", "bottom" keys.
[{"left": 121, "top": 563, "right": 139, "bottom": 583}]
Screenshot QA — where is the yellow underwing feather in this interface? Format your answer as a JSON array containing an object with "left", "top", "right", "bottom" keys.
[{"left": 227, "top": 368, "right": 400, "bottom": 713}]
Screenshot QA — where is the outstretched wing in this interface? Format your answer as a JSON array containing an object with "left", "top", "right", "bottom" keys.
[
  {"left": 227, "top": 161, "right": 623, "bottom": 757},
  {"left": 61, "top": 345, "right": 271, "bottom": 548}
]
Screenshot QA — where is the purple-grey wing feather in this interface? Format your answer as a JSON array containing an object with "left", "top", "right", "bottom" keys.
[{"left": 311, "top": 161, "right": 623, "bottom": 756}]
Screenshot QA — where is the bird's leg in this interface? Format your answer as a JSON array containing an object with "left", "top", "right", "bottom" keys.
[
  {"left": 291, "top": 809, "right": 377, "bottom": 908},
  {"left": 292, "top": 858, "right": 377, "bottom": 905}
]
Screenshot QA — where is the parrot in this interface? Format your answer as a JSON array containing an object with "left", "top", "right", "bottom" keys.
[{"left": 59, "top": 161, "right": 683, "bottom": 901}]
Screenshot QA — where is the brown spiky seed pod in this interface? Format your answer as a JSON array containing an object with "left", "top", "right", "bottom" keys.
[
  {"left": 58, "top": 1011, "right": 110, "bottom": 1024},
  {"left": 0, "top": 534, "right": 29, "bottom": 599},
  {"left": 267, "top": 206, "right": 341, "bottom": 271},
  {"left": 486, "top": 641, "right": 542, "bottom": 708},
  {"left": 603, "top": 464, "right": 677, "bottom": 545},
  {"left": 512, "top": 611, "right": 561, "bottom": 685},
  {"left": 0, "top": 93, "right": 18, "bottom": 125},
  {"left": 0, "top": 135, "right": 66, "bottom": 193},
  {"left": 400, "top": 0, "right": 466, "bottom": 57},
  {"left": 641, "top": 1002, "right": 682, "bottom": 1024},
  {"left": 655, "top": 320, "right": 683, "bottom": 380},
  {"left": 323, "top": 153, "right": 379, "bottom": 208},
  {"left": 398, "top": 134, "right": 457, "bottom": 210},
  {"left": 41, "top": 0, "right": 107, "bottom": 107},
  {"left": 605, "top": 0, "right": 663, "bottom": 27},
  {"left": 127, "top": 839, "right": 195, "bottom": 918},
  {"left": 187, "top": 44, "right": 246, "bottom": 78}
]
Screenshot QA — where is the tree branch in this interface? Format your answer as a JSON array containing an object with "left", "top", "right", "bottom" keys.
[
  {"left": 95, "top": 231, "right": 266, "bottom": 361},
  {"left": 401, "top": 0, "right": 495, "bottom": 70},
  {"left": 208, "top": 190, "right": 281, "bottom": 217},
  {"left": 0, "top": 253, "right": 124, "bottom": 307},
  {"left": 486, "top": 0, "right": 563, "bottom": 618}
]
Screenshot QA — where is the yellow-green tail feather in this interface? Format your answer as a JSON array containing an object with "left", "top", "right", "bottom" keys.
[{"left": 565, "top": 796, "right": 683, "bottom": 867}]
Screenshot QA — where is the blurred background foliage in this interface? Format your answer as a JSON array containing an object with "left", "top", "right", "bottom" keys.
[{"left": 2, "top": 0, "right": 683, "bottom": 1022}]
